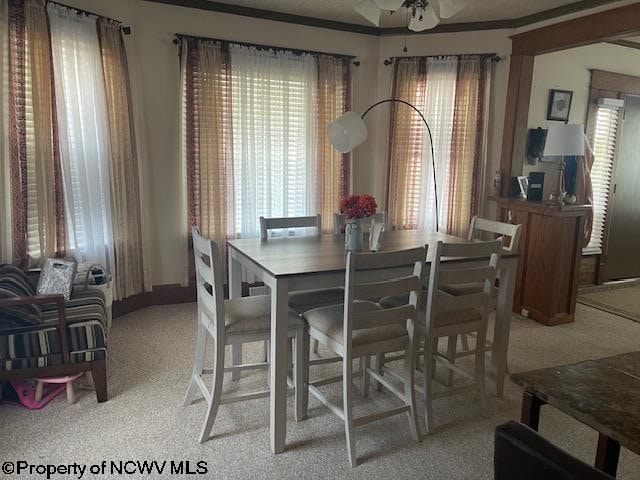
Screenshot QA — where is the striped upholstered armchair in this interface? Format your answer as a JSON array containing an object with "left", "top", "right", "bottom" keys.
[{"left": 0, "top": 265, "right": 108, "bottom": 402}]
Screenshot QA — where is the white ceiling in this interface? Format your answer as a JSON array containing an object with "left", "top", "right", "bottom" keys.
[{"left": 206, "top": 0, "right": 612, "bottom": 28}]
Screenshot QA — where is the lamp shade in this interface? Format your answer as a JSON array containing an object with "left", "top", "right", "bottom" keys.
[
  {"left": 408, "top": 5, "right": 440, "bottom": 32},
  {"left": 543, "top": 123, "right": 585, "bottom": 157},
  {"left": 328, "top": 111, "right": 368, "bottom": 153},
  {"left": 354, "top": 0, "right": 382, "bottom": 26}
]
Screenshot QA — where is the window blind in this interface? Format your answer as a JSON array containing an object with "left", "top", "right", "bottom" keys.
[{"left": 586, "top": 104, "right": 621, "bottom": 253}]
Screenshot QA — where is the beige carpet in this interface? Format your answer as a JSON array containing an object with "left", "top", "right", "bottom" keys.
[
  {"left": 578, "top": 283, "right": 640, "bottom": 323},
  {"left": 2, "top": 303, "right": 640, "bottom": 479}
]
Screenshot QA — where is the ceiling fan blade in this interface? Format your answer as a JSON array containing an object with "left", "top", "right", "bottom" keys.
[
  {"left": 408, "top": 5, "right": 440, "bottom": 32},
  {"left": 373, "top": 0, "right": 405, "bottom": 10},
  {"left": 355, "top": 0, "right": 382, "bottom": 26},
  {"left": 438, "top": 0, "right": 469, "bottom": 19}
]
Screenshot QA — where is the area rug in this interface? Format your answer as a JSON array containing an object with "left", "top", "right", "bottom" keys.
[{"left": 578, "top": 282, "right": 640, "bottom": 323}]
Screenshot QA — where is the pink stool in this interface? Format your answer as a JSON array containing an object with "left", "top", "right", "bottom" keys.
[{"left": 34, "top": 373, "right": 84, "bottom": 404}]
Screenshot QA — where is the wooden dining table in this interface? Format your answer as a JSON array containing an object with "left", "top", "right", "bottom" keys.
[{"left": 227, "top": 229, "right": 519, "bottom": 454}]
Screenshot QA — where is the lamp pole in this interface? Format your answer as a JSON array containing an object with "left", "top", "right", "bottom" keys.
[{"left": 361, "top": 99, "right": 439, "bottom": 233}]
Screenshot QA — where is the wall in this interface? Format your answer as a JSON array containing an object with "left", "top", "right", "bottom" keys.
[{"left": 524, "top": 42, "right": 640, "bottom": 196}]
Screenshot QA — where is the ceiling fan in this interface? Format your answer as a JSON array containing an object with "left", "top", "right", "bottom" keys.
[{"left": 354, "top": 0, "right": 470, "bottom": 32}]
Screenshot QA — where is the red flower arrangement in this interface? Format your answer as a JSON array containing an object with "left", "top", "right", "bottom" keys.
[{"left": 340, "top": 194, "right": 377, "bottom": 220}]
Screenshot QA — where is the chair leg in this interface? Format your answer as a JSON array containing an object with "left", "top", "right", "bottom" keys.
[
  {"left": 184, "top": 317, "right": 207, "bottom": 406},
  {"left": 444, "top": 335, "right": 457, "bottom": 386},
  {"left": 374, "top": 352, "right": 385, "bottom": 391},
  {"left": 343, "top": 355, "right": 357, "bottom": 467},
  {"left": 312, "top": 338, "right": 319, "bottom": 355},
  {"left": 232, "top": 344, "right": 242, "bottom": 381},
  {"left": 404, "top": 342, "right": 421, "bottom": 442},
  {"left": 360, "top": 356, "right": 371, "bottom": 398},
  {"left": 294, "top": 328, "right": 307, "bottom": 422},
  {"left": 92, "top": 360, "right": 108, "bottom": 403},
  {"left": 475, "top": 326, "right": 490, "bottom": 419},
  {"left": 302, "top": 330, "right": 310, "bottom": 416},
  {"left": 66, "top": 381, "right": 75, "bottom": 404},
  {"left": 199, "top": 339, "right": 225, "bottom": 443},
  {"left": 423, "top": 338, "right": 435, "bottom": 434},
  {"left": 461, "top": 334, "right": 470, "bottom": 352},
  {"left": 35, "top": 381, "right": 44, "bottom": 402}
]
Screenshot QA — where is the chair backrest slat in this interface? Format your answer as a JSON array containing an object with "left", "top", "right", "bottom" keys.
[
  {"left": 353, "top": 305, "right": 417, "bottom": 330},
  {"left": 191, "top": 227, "right": 225, "bottom": 336},
  {"left": 438, "top": 265, "right": 496, "bottom": 286},
  {"left": 468, "top": 216, "right": 522, "bottom": 253},
  {"left": 333, "top": 212, "right": 388, "bottom": 234},
  {"left": 352, "top": 247, "right": 425, "bottom": 270},
  {"left": 353, "top": 275, "right": 421, "bottom": 301},
  {"left": 260, "top": 214, "right": 322, "bottom": 240}
]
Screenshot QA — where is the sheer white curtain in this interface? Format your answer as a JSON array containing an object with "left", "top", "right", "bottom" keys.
[
  {"left": 229, "top": 45, "right": 317, "bottom": 238},
  {"left": 417, "top": 57, "right": 457, "bottom": 232},
  {"left": 48, "top": 4, "right": 114, "bottom": 276},
  {"left": 0, "top": 0, "right": 9, "bottom": 263}
]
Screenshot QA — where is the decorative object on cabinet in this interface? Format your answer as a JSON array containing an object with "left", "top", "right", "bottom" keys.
[
  {"left": 543, "top": 124, "right": 585, "bottom": 205},
  {"left": 516, "top": 176, "right": 529, "bottom": 199},
  {"left": 526, "top": 172, "right": 545, "bottom": 202},
  {"left": 491, "top": 197, "right": 591, "bottom": 325},
  {"left": 546, "top": 89, "right": 573, "bottom": 122},
  {"left": 526, "top": 127, "right": 548, "bottom": 165}
]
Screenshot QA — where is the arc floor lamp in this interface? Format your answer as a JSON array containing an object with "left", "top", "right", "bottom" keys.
[{"left": 328, "top": 99, "right": 439, "bottom": 232}]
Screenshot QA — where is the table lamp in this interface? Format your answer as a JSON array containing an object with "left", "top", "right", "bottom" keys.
[{"left": 543, "top": 123, "right": 585, "bottom": 205}]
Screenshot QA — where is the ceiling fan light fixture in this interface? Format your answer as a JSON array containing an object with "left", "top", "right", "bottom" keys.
[
  {"left": 354, "top": 0, "right": 382, "bottom": 26},
  {"left": 373, "top": 0, "right": 406, "bottom": 10},
  {"left": 438, "top": 0, "right": 469, "bottom": 19},
  {"left": 408, "top": 4, "right": 440, "bottom": 31}
]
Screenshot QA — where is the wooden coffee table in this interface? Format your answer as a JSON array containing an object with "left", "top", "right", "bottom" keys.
[{"left": 511, "top": 351, "right": 640, "bottom": 476}]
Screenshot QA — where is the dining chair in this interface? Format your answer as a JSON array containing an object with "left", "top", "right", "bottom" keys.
[
  {"left": 332, "top": 211, "right": 388, "bottom": 235},
  {"left": 259, "top": 214, "right": 345, "bottom": 357},
  {"left": 441, "top": 217, "right": 522, "bottom": 363},
  {"left": 302, "top": 247, "right": 424, "bottom": 466},
  {"left": 184, "top": 228, "right": 306, "bottom": 443},
  {"left": 378, "top": 240, "right": 501, "bottom": 433}
]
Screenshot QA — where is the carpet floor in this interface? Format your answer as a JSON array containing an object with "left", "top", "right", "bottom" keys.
[
  {"left": 578, "top": 282, "right": 640, "bottom": 323},
  {"left": 2, "top": 302, "right": 640, "bottom": 479}
]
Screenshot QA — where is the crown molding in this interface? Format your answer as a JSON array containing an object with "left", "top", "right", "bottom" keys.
[{"left": 144, "top": 0, "right": 622, "bottom": 36}]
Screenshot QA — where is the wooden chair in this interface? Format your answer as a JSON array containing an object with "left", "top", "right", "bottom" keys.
[
  {"left": 333, "top": 211, "right": 388, "bottom": 234},
  {"left": 418, "top": 240, "right": 501, "bottom": 432},
  {"left": 184, "top": 228, "right": 306, "bottom": 443},
  {"left": 302, "top": 247, "right": 424, "bottom": 466},
  {"left": 258, "top": 214, "right": 344, "bottom": 358},
  {"left": 443, "top": 216, "right": 522, "bottom": 358}
]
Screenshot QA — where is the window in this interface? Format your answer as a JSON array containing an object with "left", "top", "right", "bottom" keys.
[
  {"left": 586, "top": 104, "right": 621, "bottom": 253},
  {"left": 387, "top": 55, "right": 492, "bottom": 236}
]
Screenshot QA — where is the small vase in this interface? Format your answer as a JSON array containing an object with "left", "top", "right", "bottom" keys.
[{"left": 345, "top": 220, "right": 364, "bottom": 252}]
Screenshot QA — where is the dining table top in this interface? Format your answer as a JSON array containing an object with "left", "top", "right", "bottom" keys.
[
  {"left": 511, "top": 351, "right": 640, "bottom": 456},
  {"left": 228, "top": 229, "right": 518, "bottom": 278}
]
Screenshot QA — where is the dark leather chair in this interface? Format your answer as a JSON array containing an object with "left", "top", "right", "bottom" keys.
[{"left": 494, "top": 421, "right": 615, "bottom": 480}]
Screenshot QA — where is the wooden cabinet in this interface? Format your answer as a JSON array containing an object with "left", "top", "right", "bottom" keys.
[{"left": 492, "top": 197, "right": 591, "bottom": 326}]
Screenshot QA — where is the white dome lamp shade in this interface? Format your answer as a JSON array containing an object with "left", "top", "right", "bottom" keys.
[
  {"left": 438, "top": 0, "right": 469, "bottom": 19},
  {"left": 408, "top": 4, "right": 440, "bottom": 32},
  {"left": 327, "top": 111, "right": 368, "bottom": 154},
  {"left": 354, "top": 0, "right": 382, "bottom": 26},
  {"left": 373, "top": 0, "right": 406, "bottom": 10}
]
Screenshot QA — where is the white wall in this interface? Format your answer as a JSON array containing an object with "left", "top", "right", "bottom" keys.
[{"left": 524, "top": 43, "right": 640, "bottom": 195}]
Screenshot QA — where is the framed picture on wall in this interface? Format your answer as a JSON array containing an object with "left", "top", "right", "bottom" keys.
[{"left": 547, "top": 89, "right": 573, "bottom": 122}]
